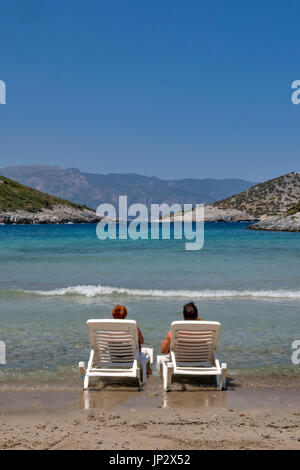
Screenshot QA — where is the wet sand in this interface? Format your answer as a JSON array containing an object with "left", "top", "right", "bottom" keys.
[{"left": 1, "top": 376, "right": 300, "bottom": 450}]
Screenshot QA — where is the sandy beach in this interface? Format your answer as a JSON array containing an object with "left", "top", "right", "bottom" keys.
[{"left": 1, "top": 375, "right": 300, "bottom": 450}]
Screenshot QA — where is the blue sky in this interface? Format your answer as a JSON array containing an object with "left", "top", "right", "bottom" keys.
[{"left": 0, "top": 0, "right": 299, "bottom": 181}]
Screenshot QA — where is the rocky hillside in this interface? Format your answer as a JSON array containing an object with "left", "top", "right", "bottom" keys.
[
  {"left": 0, "top": 176, "right": 101, "bottom": 224},
  {"left": 213, "top": 172, "right": 300, "bottom": 217},
  {"left": 0, "top": 165, "right": 255, "bottom": 210},
  {"left": 0, "top": 176, "right": 89, "bottom": 212}
]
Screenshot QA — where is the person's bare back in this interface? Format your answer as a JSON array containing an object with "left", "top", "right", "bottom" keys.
[{"left": 161, "top": 302, "right": 201, "bottom": 354}]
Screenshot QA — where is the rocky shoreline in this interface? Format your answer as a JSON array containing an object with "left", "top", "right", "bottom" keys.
[
  {"left": 249, "top": 212, "right": 300, "bottom": 232},
  {"left": 0, "top": 205, "right": 103, "bottom": 225},
  {"left": 204, "top": 205, "right": 256, "bottom": 222},
  {"left": 2, "top": 203, "right": 299, "bottom": 231},
  {"left": 158, "top": 205, "right": 257, "bottom": 223}
]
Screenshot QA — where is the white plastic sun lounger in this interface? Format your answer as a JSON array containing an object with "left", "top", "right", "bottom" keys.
[
  {"left": 79, "top": 319, "right": 153, "bottom": 389},
  {"left": 157, "top": 321, "right": 227, "bottom": 391}
]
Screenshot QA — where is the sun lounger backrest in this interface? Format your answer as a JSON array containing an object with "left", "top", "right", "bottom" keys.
[
  {"left": 170, "top": 321, "right": 221, "bottom": 363},
  {"left": 86, "top": 320, "right": 139, "bottom": 364}
]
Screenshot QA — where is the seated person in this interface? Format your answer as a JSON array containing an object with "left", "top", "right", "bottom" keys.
[
  {"left": 112, "top": 304, "right": 144, "bottom": 350},
  {"left": 161, "top": 301, "right": 201, "bottom": 354},
  {"left": 112, "top": 304, "right": 152, "bottom": 376}
]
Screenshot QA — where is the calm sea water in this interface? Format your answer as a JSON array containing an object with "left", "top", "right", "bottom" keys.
[{"left": 0, "top": 222, "right": 300, "bottom": 381}]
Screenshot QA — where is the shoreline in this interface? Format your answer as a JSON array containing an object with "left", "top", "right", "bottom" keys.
[
  {"left": 1, "top": 376, "right": 300, "bottom": 450},
  {"left": 2, "top": 218, "right": 300, "bottom": 232},
  {"left": 0, "top": 205, "right": 103, "bottom": 225},
  {"left": 1, "top": 368, "right": 300, "bottom": 392}
]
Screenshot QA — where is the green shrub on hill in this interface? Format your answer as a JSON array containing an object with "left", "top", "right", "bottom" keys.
[
  {"left": 286, "top": 201, "right": 300, "bottom": 216},
  {"left": 0, "top": 176, "right": 90, "bottom": 212}
]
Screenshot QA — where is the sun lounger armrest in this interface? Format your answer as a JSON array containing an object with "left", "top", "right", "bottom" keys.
[{"left": 141, "top": 347, "right": 154, "bottom": 364}]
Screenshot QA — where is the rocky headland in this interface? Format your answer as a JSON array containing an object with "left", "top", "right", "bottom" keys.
[
  {"left": 0, "top": 176, "right": 102, "bottom": 225},
  {"left": 249, "top": 211, "right": 300, "bottom": 232},
  {"left": 0, "top": 205, "right": 102, "bottom": 225}
]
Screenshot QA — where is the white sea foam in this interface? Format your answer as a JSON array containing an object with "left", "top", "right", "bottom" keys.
[{"left": 22, "top": 284, "right": 300, "bottom": 299}]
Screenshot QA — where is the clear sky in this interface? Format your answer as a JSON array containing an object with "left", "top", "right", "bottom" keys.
[{"left": 0, "top": 0, "right": 299, "bottom": 181}]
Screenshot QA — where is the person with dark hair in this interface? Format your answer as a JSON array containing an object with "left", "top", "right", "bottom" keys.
[
  {"left": 182, "top": 301, "right": 198, "bottom": 320},
  {"left": 161, "top": 301, "right": 201, "bottom": 354}
]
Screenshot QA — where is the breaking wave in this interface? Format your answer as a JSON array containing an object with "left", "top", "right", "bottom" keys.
[{"left": 16, "top": 284, "right": 300, "bottom": 299}]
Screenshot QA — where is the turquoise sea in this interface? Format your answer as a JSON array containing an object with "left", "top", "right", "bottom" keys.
[{"left": 0, "top": 222, "right": 300, "bottom": 383}]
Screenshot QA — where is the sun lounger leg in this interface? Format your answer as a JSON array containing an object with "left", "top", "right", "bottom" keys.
[
  {"left": 83, "top": 349, "right": 95, "bottom": 390},
  {"left": 163, "top": 361, "right": 172, "bottom": 391},
  {"left": 221, "top": 363, "right": 227, "bottom": 390},
  {"left": 140, "top": 352, "right": 151, "bottom": 385},
  {"left": 157, "top": 355, "right": 169, "bottom": 377},
  {"left": 216, "top": 374, "right": 221, "bottom": 390},
  {"left": 140, "top": 360, "right": 146, "bottom": 385},
  {"left": 84, "top": 374, "right": 91, "bottom": 390}
]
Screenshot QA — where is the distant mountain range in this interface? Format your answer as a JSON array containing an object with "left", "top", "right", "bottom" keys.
[{"left": 0, "top": 166, "right": 255, "bottom": 209}]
